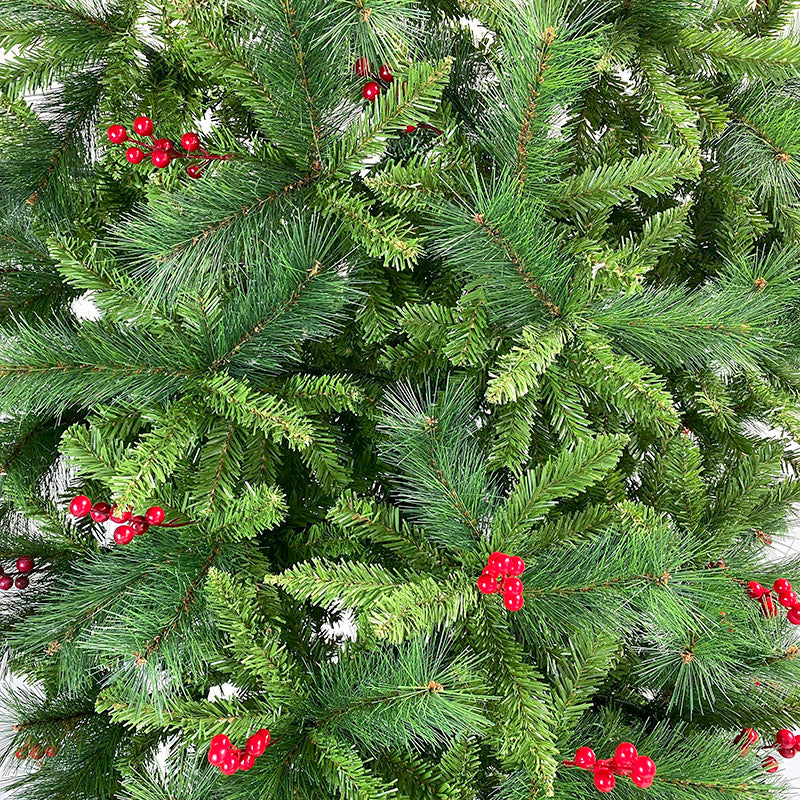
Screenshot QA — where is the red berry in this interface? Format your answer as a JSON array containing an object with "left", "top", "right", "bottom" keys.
[
  {"left": 779, "top": 590, "right": 798, "bottom": 608},
  {"left": 593, "top": 769, "right": 615, "bottom": 793},
  {"left": 477, "top": 573, "right": 498, "bottom": 594},
  {"left": 209, "top": 734, "right": 230, "bottom": 757},
  {"left": 151, "top": 150, "right": 171, "bottom": 168},
  {"left": 777, "top": 729, "right": 796, "bottom": 749},
  {"left": 503, "top": 576, "right": 523, "bottom": 595},
  {"left": 246, "top": 728, "right": 270, "bottom": 757},
  {"left": 788, "top": 605, "right": 800, "bottom": 625},
  {"left": 239, "top": 752, "right": 256, "bottom": 770},
  {"left": 69, "top": 495, "right": 92, "bottom": 517},
  {"left": 0, "top": 576, "right": 12, "bottom": 591},
  {"left": 378, "top": 64, "right": 393, "bottom": 82},
  {"left": 110, "top": 506, "right": 132, "bottom": 523},
  {"left": 764, "top": 755, "right": 779, "bottom": 773},
  {"left": 107, "top": 124, "right": 127, "bottom": 143},
  {"left": 186, "top": 164, "right": 203, "bottom": 179},
  {"left": 354, "top": 57, "right": 371, "bottom": 76},
  {"left": 779, "top": 747, "right": 796, "bottom": 759},
  {"left": 775, "top": 579, "right": 792, "bottom": 594},
  {"left": 16, "top": 556, "right": 34, "bottom": 574},
  {"left": 503, "top": 592, "right": 524, "bottom": 611},
  {"left": 90, "top": 502, "right": 112, "bottom": 523},
  {"left": 44, "top": 746, "right": 57, "bottom": 757},
  {"left": 508, "top": 556, "right": 525, "bottom": 576},
  {"left": 181, "top": 132, "right": 200, "bottom": 151},
  {"left": 404, "top": 125, "right": 416, "bottom": 132},
  {"left": 613, "top": 742, "right": 637, "bottom": 769},
  {"left": 29, "top": 745, "right": 42, "bottom": 760},
  {"left": 14, "top": 748, "right": 26, "bottom": 759},
  {"left": 760, "top": 593, "right": 777, "bottom": 616},
  {"left": 130, "top": 516, "right": 149, "bottom": 535},
  {"left": 736, "top": 728, "right": 758, "bottom": 752},
  {"left": 220, "top": 754, "right": 239, "bottom": 774},
  {"left": 487, "top": 552, "right": 512, "bottom": 575},
  {"left": 125, "top": 147, "right": 144, "bottom": 164},
  {"left": 153, "top": 138, "right": 173, "bottom": 152},
  {"left": 14, "top": 575, "right": 29, "bottom": 590},
  {"left": 362, "top": 81, "right": 380, "bottom": 101},
  {"left": 145, "top": 506, "right": 165, "bottom": 525},
  {"left": 113, "top": 525, "right": 134, "bottom": 545},
  {"left": 133, "top": 116, "right": 154, "bottom": 136},
  {"left": 631, "top": 755, "right": 655, "bottom": 783},
  {"left": 747, "top": 581, "right": 765, "bottom": 598},
  {"left": 631, "top": 771, "right": 654, "bottom": 788},
  {"left": 574, "top": 746, "right": 595, "bottom": 769}
]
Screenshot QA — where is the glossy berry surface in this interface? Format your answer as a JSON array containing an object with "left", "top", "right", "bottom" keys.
[
  {"left": 133, "top": 116, "right": 153, "bottom": 135},
  {"left": 239, "top": 752, "right": 256, "bottom": 770},
  {"left": 774, "top": 578, "right": 792, "bottom": 594},
  {"left": 220, "top": 755, "right": 239, "bottom": 774},
  {"left": 378, "top": 63, "right": 393, "bottom": 82},
  {"left": 354, "top": 57, "right": 371, "bottom": 76},
  {"left": 110, "top": 506, "right": 131, "bottom": 523},
  {"left": 186, "top": 164, "right": 203, "bottom": 178},
  {"left": 151, "top": 150, "right": 171, "bottom": 168},
  {"left": 113, "top": 525, "right": 135, "bottom": 545},
  {"left": 778, "top": 590, "right": 797, "bottom": 608},
  {"left": 362, "top": 81, "right": 380, "bottom": 101},
  {"left": 477, "top": 573, "right": 498, "bottom": 594},
  {"left": 503, "top": 592, "right": 524, "bottom": 611},
  {"left": 503, "top": 576, "right": 523, "bottom": 595},
  {"left": 776, "top": 729, "right": 796, "bottom": 749},
  {"left": 125, "top": 146, "right": 144, "bottom": 164},
  {"left": 487, "top": 552, "right": 511, "bottom": 575},
  {"left": 631, "top": 755, "right": 656, "bottom": 781},
  {"left": 181, "top": 132, "right": 200, "bottom": 151},
  {"left": 508, "top": 556, "right": 525, "bottom": 576},
  {"left": 154, "top": 138, "right": 174, "bottom": 152},
  {"left": 14, "top": 575, "right": 28, "bottom": 589},
  {"left": 16, "top": 556, "right": 34, "bottom": 574},
  {"left": 107, "top": 124, "right": 127, "bottom": 143},
  {"left": 246, "top": 728, "right": 270, "bottom": 757},
  {"left": 593, "top": 769, "right": 615, "bottom": 793},
  {"left": 788, "top": 605, "right": 800, "bottom": 625},
  {"left": 404, "top": 125, "right": 416, "bottom": 132},
  {"left": 747, "top": 581, "right": 765, "bottom": 598},
  {"left": 574, "top": 746, "right": 595, "bottom": 768},
  {"left": 69, "top": 495, "right": 92, "bottom": 517},
  {"left": 764, "top": 755, "right": 779, "bottom": 773},
  {"left": 613, "top": 741, "right": 638, "bottom": 768},
  {"left": 130, "top": 516, "right": 149, "bottom": 535},
  {"left": 0, "top": 576, "right": 12, "bottom": 590},
  {"left": 90, "top": 502, "right": 112, "bottom": 522},
  {"left": 779, "top": 746, "right": 796, "bottom": 758},
  {"left": 145, "top": 506, "right": 165, "bottom": 525}
]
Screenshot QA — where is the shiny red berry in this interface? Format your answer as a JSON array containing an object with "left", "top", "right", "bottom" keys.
[
  {"left": 404, "top": 125, "right": 416, "bottom": 132},
  {"left": 362, "top": 81, "right": 380, "bottom": 101},
  {"left": 487, "top": 552, "right": 512, "bottom": 575},
  {"left": 777, "top": 729, "right": 796, "bottom": 749},
  {"left": 246, "top": 728, "right": 270, "bottom": 757},
  {"left": 239, "top": 752, "right": 256, "bottom": 770},
  {"left": 764, "top": 755, "right": 779, "bottom": 773},
  {"left": 378, "top": 64, "right": 393, "bottom": 82},
  {"left": 503, "top": 592, "right": 524, "bottom": 611},
  {"left": 69, "top": 495, "right": 92, "bottom": 517},
  {"left": 107, "top": 125, "right": 127, "bottom": 143},
  {"left": 113, "top": 525, "right": 134, "bottom": 545},
  {"left": 788, "top": 605, "right": 800, "bottom": 625},
  {"left": 0, "top": 576, "right": 12, "bottom": 591},
  {"left": 503, "top": 576, "right": 523, "bottom": 595},
  {"left": 747, "top": 581, "right": 765, "bottom": 598},
  {"left": 155, "top": 138, "right": 173, "bottom": 152},
  {"left": 574, "top": 746, "right": 595, "bottom": 769},
  {"left": 151, "top": 150, "right": 171, "bottom": 168},
  {"left": 760, "top": 593, "right": 777, "bottom": 616},
  {"left": 133, "top": 116, "right": 154, "bottom": 136},
  {"left": 775, "top": 578, "right": 792, "bottom": 594},
  {"left": 16, "top": 556, "right": 34, "bottom": 574},
  {"left": 186, "top": 164, "right": 203, "bottom": 179},
  {"left": 90, "top": 502, "right": 112, "bottom": 523},
  {"left": 631, "top": 755, "right": 656, "bottom": 783},
  {"left": 209, "top": 734, "right": 230, "bottom": 758},
  {"left": 779, "top": 747, "right": 796, "bottom": 759},
  {"left": 125, "top": 147, "right": 145, "bottom": 164},
  {"left": 779, "top": 590, "right": 798, "bottom": 608},
  {"left": 145, "top": 506, "right": 165, "bottom": 525},
  {"left": 14, "top": 575, "right": 29, "bottom": 590},
  {"left": 631, "top": 771, "right": 654, "bottom": 788},
  {"left": 181, "top": 132, "right": 200, "bottom": 151},
  {"left": 507, "top": 556, "right": 525, "bottom": 576},
  {"left": 613, "top": 742, "right": 637, "bottom": 769},
  {"left": 477, "top": 573, "right": 498, "bottom": 594},
  {"left": 130, "top": 515, "right": 149, "bottom": 535},
  {"left": 354, "top": 57, "right": 371, "bottom": 76},
  {"left": 14, "top": 748, "right": 26, "bottom": 759},
  {"left": 593, "top": 769, "right": 615, "bottom": 793},
  {"left": 110, "top": 506, "right": 132, "bottom": 523},
  {"left": 736, "top": 728, "right": 758, "bottom": 752},
  {"left": 220, "top": 754, "right": 239, "bottom": 774}
]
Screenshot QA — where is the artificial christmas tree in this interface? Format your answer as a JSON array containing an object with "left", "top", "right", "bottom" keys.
[{"left": 2, "top": 0, "right": 800, "bottom": 797}]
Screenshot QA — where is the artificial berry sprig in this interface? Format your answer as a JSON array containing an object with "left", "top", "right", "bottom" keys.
[
  {"left": 564, "top": 742, "right": 656, "bottom": 793},
  {"left": 746, "top": 578, "right": 800, "bottom": 624},
  {"left": 69, "top": 495, "right": 185, "bottom": 546},
  {"left": 107, "top": 116, "right": 235, "bottom": 179},
  {"left": 477, "top": 551, "right": 525, "bottom": 611},
  {"left": 207, "top": 729, "right": 270, "bottom": 775},
  {"left": 15, "top": 738, "right": 58, "bottom": 760},
  {"left": 0, "top": 555, "right": 37, "bottom": 592}
]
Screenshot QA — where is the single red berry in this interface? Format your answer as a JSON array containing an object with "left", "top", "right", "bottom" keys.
[
  {"left": 354, "top": 57, "right": 371, "bottom": 76},
  {"left": 181, "top": 132, "right": 200, "bottom": 151},
  {"left": 113, "top": 525, "right": 134, "bottom": 545},
  {"left": 90, "top": 502, "right": 112, "bottom": 523},
  {"left": 14, "top": 575, "right": 29, "bottom": 590},
  {"left": 186, "top": 164, "right": 203, "bottom": 179},
  {"left": 44, "top": 746, "right": 57, "bottom": 757},
  {"left": 151, "top": 150, "right": 171, "bottom": 168},
  {"left": 378, "top": 64, "right": 393, "bottom": 82},
  {"left": 110, "top": 506, "right": 132, "bottom": 523},
  {"left": 154, "top": 138, "right": 174, "bottom": 152},
  {"left": 220, "top": 754, "right": 239, "bottom": 774},
  {"left": 613, "top": 742, "right": 637, "bottom": 769},
  {"left": 145, "top": 506, "right": 165, "bottom": 525},
  {"left": 631, "top": 771, "right": 654, "bottom": 788},
  {"left": 209, "top": 734, "right": 230, "bottom": 757},
  {"left": 778, "top": 590, "right": 798, "bottom": 608},
  {"left": 362, "top": 81, "right": 381, "bottom": 101},
  {"left": 16, "top": 556, "right": 34, "bottom": 574},
  {"left": 574, "top": 746, "right": 595, "bottom": 769},
  {"left": 14, "top": 748, "right": 26, "bottom": 759},
  {"left": 503, "top": 576, "right": 523, "bottom": 595},
  {"left": 130, "top": 515, "right": 149, "bottom": 535},
  {"left": 593, "top": 769, "right": 615, "bottom": 793},
  {"left": 760, "top": 593, "right": 777, "bottom": 617},
  {"left": 631, "top": 755, "right": 655, "bottom": 783},
  {"left": 775, "top": 578, "right": 792, "bottom": 594},
  {"left": 747, "top": 581, "right": 765, "bottom": 598},
  {"left": 69, "top": 495, "right": 92, "bottom": 517},
  {"left": 239, "top": 752, "right": 256, "bottom": 770},
  {"left": 507, "top": 556, "right": 525, "bottom": 576},
  {"left": 29, "top": 745, "right": 42, "bottom": 760},
  {"left": 763, "top": 755, "right": 779, "bottom": 773},
  {"left": 779, "top": 747, "right": 796, "bottom": 759},
  {"left": 503, "top": 592, "right": 524, "bottom": 611},
  {"left": 0, "top": 576, "right": 12, "bottom": 591},
  {"left": 125, "top": 147, "right": 144, "bottom": 164},
  {"left": 487, "top": 552, "right": 512, "bottom": 575},
  {"left": 133, "top": 116, "right": 154, "bottom": 136},
  {"left": 107, "top": 124, "right": 127, "bottom": 143},
  {"left": 736, "top": 728, "right": 758, "bottom": 752},
  {"left": 777, "top": 729, "right": 796, "bottom": 749},
  {"left": 208, "top": 748, "right": 226, "bottom": 766},
  {"left": 788, "top": 605, "right": 800, "bottom": 625},
  {"left": 246, "top": 728, "right": 270, "bottom": 757},
  {"left": 404, "top": 125, "right": 416, "bottom": 132},
  {"left": 477, "top": 573, "right": 498, "bottom": 594}
]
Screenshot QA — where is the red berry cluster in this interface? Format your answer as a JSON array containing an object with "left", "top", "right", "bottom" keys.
[
  {"left": 15, "top": 739, "right": 58, "bottom": 760},
  {"left": 477, "top": 551, "right": 525, "bottom": 611},
  {"left": 354, "top": 58, "right": 394, "bottom": 102},
  {"left": 567, "top": 743, "right": 656, "bottom": 793},
  {"left": 746, "top": 728, "right": 800, "bottom": 772},
  {"left": 207, "top": 729, "right": 270, "bottom": 775},
  {"left": 0, "top": 556, "right": 36, "bottom": 591},
  {"left": 106, "top": 116, "right": 234, "bottom": 178},
  {"left": 68, "top": 495, "right": 167, "bottom": 546},
  {"left": 747, "top": 578, "right": 800, "bottom": 623}
]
